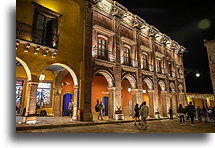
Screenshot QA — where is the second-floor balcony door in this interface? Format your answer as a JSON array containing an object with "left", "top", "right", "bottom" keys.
[
  {"left": 123, "top": 47, "right": 130, "bottom": 65},
  {"left": 98, "top": 38, "right": 107, "bottom": 59},
  {"left": 33, "top": 12, "right": 58, "bottom": 48}
]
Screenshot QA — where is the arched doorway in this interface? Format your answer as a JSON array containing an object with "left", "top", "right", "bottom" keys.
[
  {"left": 38, "top": 63, "right": 79, "bottom": 120},
  {"left": 91, "top": 70, "right": 114, "bottom": 120},
  {"left": 16, "top": 57, "right": 31, "bottom": 116}
]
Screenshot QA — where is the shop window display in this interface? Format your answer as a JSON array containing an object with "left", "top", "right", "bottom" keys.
[
  {"left": 36, "top": 82, "right": 51, "bottom": 108},
  {"left": 16, "top": 80, "right": 24, "bottom": 114}
]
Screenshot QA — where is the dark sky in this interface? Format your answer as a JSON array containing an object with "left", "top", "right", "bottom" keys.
[{"left": 117, "top": 0, "right": 215, "bottom": 93}]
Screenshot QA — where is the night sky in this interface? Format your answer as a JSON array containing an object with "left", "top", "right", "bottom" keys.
[{"left": 117, "top": 0, "right": 215, "bottom": 93}]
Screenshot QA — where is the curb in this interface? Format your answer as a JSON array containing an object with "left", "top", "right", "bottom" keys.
[{"left": 16, "top": 117, "right": 169, "bottom": 131}]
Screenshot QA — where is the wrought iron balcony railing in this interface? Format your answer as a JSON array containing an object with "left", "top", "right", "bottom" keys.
[
  {"left": 121, "top": 56, "right": 138, "bottom": 68},
  {"left": 16, "top": 20, "right": 59, "bottom": 49},
  {"left": 92, "top": 49, "right": 116, "bottom": 62}
]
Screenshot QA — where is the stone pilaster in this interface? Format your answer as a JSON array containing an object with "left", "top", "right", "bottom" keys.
[
  {"left": 171, "top": 91, "right": 178, "bottom": 114},
  {"left": 161, "top": 91, "right": 168, "bottom": 117},
  {"left": 113, "top": 12, "right": 122, "bottom": 115},
  {"left": 82, "top": 1, "right": 94, "bottom": 121},
  {"left": 148, "top": 90, "right": 155, "bottom": 117}
]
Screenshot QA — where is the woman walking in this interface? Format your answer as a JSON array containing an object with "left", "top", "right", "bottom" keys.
[{"left": 134, "top": 103, "right": 140, "bottom": 126}]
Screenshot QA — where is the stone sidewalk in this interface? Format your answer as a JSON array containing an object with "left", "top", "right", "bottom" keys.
[{"left": 16, "top": 116, "right": 168, "bottom": 131}]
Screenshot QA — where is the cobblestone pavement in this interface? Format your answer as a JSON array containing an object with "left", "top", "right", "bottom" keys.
[{"left": 17, "top": 119, "right": 215, "bottom": 133}]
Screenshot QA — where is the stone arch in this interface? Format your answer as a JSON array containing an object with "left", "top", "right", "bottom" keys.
[
  {"left": 158, "top": 80, "right": 166, "bottom": 91},
  {"left": 50, "top": 63, "right": 78, "bottom": 87},
  {"left": 93, "top": 70, "right": 114, "bottom": 87},
  {"left": 16, "top": 57, "right": 32, "bottom": 81},
  {"left": 143, "top": 77, "right": 153, "bottom": 90},
  {"left": 122, "top": 74, "right": 137, "bottom": 89},
  {"left": 170, "top": 82, "right": 176, "bottom": 92}
]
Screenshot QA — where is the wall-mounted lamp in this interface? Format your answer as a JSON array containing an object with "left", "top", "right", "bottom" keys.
[
  {"left": 39, "top": 74, "right": 45, "bottom": 81},
  {"left": 142, "top": 90, "right": 146, "bottom": 94}
]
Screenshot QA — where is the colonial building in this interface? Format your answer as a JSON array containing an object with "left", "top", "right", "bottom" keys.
[
  {"left": 204, "top": 40, "right": 215, "bottom": 98},
  {"left": 16, "top": 0, "right": 187, "bottom": 122},
  {"left": 87, "top": 0, "right": 187, "bottom": 120},
  {"left": 16, "top": 0, "right": 88, "bottom": 121}
]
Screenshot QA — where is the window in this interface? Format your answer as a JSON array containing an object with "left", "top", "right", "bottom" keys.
[
  {"left": 142, "top": 53, "right": 148, "bottom": 70},
  {"left": 156, "top": 58, "right": 162, "bottom": 73},
  {"left": 97, "top": 37, "right": 107, "bottom": 58},
  {"left": 32, "top": 2, "right": 61, "bottom": 48},
  {"left": 123, "top": 47, "right": 130, "bottom": 65},
  {"left": 37, "top": 82, "right": 52, "bottom": 108},
  {"left": 168, "top": 62, "right": 172, "bottom": 76}
]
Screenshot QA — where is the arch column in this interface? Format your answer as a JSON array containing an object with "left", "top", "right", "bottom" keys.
[
  {"left": 148, "top": 90, "right": 155, "bottom": 117},
  {"left": 161, "top": 91, "right": 168, "bottom": 117},
  {"left": 72, "top": 86, "right": 79, "bottom": 121},
  {"left": 53, "top": 88, "right": 61, "bottom": 116},
  {"left": 23, "top": 81, "right": 38, "bottom": 123},
  {"left": 108, "top": 87, "right": 116, "bottom": 119},
  {"left": 25, "top": 81, "right": 38, "bottom": 116}
]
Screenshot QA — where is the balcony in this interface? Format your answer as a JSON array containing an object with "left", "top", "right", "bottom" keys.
[
  {"left": 121, "top": 56, "right": 138, "bottom": 68},
  {"left": 16, "top": 21, "right": 59, "bottom": 49},
  {"left": 92, "top": 49, "right": 116, "bottom": 62}
]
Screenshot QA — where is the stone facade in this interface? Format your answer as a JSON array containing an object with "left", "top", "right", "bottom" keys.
[
  {"left": 88, "top": 0, "right": 187, "bottom": 119},
  {"left": 204, "top": 40, "right": 215, "bottom": 98}
]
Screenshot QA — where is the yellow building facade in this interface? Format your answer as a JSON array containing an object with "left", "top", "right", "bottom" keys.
[
  {"left": 16, "top": 0, "right": 89, "bottom": 121},
  {"left": 186, "top": 93, "right": 215, "bottom": 108}
]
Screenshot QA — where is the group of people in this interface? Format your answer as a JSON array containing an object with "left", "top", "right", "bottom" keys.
[{"left": 176, "top": 101, "right": 215, "bottom": 126}]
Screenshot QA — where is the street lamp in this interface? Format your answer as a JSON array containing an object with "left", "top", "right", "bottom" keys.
[
  {"left": 195, "top": 72, "right": 200, "bottom": 78},
  {"left": 184, "top": 69, "right": 201, "bottom": 78}
]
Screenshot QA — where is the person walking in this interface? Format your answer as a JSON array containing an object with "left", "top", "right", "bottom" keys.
[
  {"left": 196, "top": 106, "right": 203, "bottom": 122},
  {"left": 68, "top": 99, "right": 73, "bottom": 117},
  {"left": 169, "top": 107, "right": 173, "bottom": 120},
  {"left": 202, "top": 107, "right": 208, "bottom": 122},
  {"left": 134, "top": 103, "right": 140, "bottom": 126},
  {"left": 140, "top": 101, "right": 149, "bottom": 130},
  {"left": 97, "top": 102, "right": 104, "bottom": 120},
  {"left": 177, "top": 104, "right": 186, "bottom": 125},
  {"left": 187, "top": 101, "right": 196, "bottom": 126}
]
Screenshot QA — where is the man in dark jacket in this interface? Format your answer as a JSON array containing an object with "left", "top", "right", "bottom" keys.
[{"left": 187, "top": 101, "right": 196, "bottom": 126}]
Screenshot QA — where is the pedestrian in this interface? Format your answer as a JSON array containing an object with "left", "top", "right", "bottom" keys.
[
  {"left": 207, "top": 107, "right": 212, "bottom": 120},
  {"left": 155, "top": 109, "right": 160, "bottom": 119},
  {"left": 169, "top": 107, "right": 173, "bottom": 120},
  {"left": 134, "top": 103, "right": 140, "bottom": 126},
  {"left": 196, "top": 106, "right": 203, "bottom": 122},
  {"left": 186, "top": 101, "right": 196, "bottom": 126},
  {"left": 202, "top": 107, "right": 208, "bottom": 122},
  {"left": 140, "top": 101, "right": 149, "bottom": 130},
  {"left": 177, "top": 104, "right": 186, "bottom": 125},
  {"left": 97, "top": 101, "right": 103, "bottom": 120},
  {"left": 68, "top": 99, "right": 73, "bottom": 117}
]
